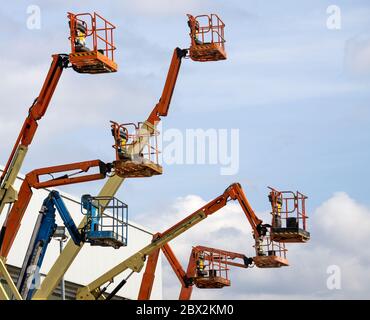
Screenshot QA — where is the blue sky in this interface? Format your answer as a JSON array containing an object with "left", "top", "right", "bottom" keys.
[{"left": 1, "top": 1, "right": 370, "bottom": 299}]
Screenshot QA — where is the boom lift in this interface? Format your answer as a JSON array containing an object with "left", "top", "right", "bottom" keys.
[
  {"left": 110, "top": 13, "right": 228, "bottom": 178},
  {"left": 0, "top": 160, "right": 111, "bottom": 259},
  {"left": 107, "top": 47, "right": 189, "bottom": 179},
  {"left": 0, "top": 12, "right": 117, "bottom": 217},
  {"left": 17, "top": 190, "right": 127, "bottom": 300},
  {"left": 32, "top": 13, "right": 228, "bottom": 299},
  {"left": 75, "top": 183, "right": 299, "bottom": 300},
  {"left": 137, "top": 184, "right": 299, "bottom": 300}
]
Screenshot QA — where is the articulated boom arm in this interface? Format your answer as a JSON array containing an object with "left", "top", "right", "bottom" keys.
[
  {"left": 138, "top": 240, "right": 253, "bottom": 300},
  {"left": 147, "top": 48, "right": 188, "bottom": 125},
  {"left": 0, "top": 160, "right": 109, "bottom": 258},
  {"left": 226, "top": 183, "right": 265, "bottom": 237},
  {"left": 191, "top": 245, "right": 250, "bottom": 268},
  {"left": 137, "top": 241, "right": 187, "bottom": 300},
  {"left": 48, "top": 191, "right": 82, "bottom": 245},
  {"left": 75, "top": 183, "right": 264, "bottom": 300},
  {"left": 17, "top": 190, "right": 82, "bottom": 299},
  {"left": 0, "top": 54, "right": 69, "bottom": 215}
]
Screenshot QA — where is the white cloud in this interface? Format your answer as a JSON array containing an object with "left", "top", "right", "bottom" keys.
[
  {"left": 315, "top": 192, "right": 370, "bottom": 253},
  {"left": 137, "top": 190, "right": 370, "bottom": 299}
]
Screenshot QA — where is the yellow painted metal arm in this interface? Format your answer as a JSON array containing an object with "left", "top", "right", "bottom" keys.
[
  {"left": 0, "top": 283, "right": 9, "bottom": 300},
  {"left": 0, "top": 257, "right": 22, "bottom": 300},
  {"left": 76, "top": 210, "right": 207, "bottom": 300},
  {"left": 0, "top": 146, "right": 28, "bottom": 215}
]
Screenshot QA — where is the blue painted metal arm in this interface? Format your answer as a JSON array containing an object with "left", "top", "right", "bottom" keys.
[{"left": 50, "top": 190, "right": 82, "bottom": 245}]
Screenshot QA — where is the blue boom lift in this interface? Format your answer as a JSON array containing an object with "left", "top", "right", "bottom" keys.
[{"left": 17, "top": 190, "right": 128, "bottom": 299}]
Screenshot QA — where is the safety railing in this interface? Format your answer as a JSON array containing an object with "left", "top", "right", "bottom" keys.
[
  {"left": 188, "top": 14, "right": 226, "bottom": 49},
  {"left": 196, "top": 249, "right": 230, "bottom": 281},
  {"left": 110, "top": 121, "right": 161, "bottom": 166},
  {"left": 81, "top": 195, "right": 128, "bottom": 247},
  {"left": 255, "top": 234, "right": 287, "bottom": 260},
  {"left": 268, "top": 187, "right": 308, "bottom": 232},
  {"left": 68, "top": 12, "right": 116, "bottom": 62}
]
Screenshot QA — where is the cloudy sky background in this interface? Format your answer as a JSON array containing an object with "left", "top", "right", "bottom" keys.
[{"left": 1, "top": 0, "right": 370, "bottom": 299}]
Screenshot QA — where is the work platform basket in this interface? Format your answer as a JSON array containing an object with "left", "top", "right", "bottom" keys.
[
  {"left": 268, "top": 187, "right": 310, "bottom": 243},
  {"left": 81, "top": 195, "right": 128, "bottom": 249},
  {"left": 192, "top": 248, "right": 234, "bottom": 289},
  {"left": 253, "top": 233, "right": 289, "bottom": 268},
  {"left": 187, "top": 14, "right": 226, "bottom": 62},
  {"left": 111, "top": 121, "right": 162, "bottom": 178},
  {"left": 68, "top": 12, "right": 117, "bottom": 74}
]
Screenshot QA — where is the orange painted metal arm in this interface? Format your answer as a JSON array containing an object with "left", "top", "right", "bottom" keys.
[
  {"left": 161, "top": 243, "right": 187, "bottom": 286},
  {"left": 25, "top": 160, "right": 109, "bottom": 189},
  {"left": 147, "top": 48, "right": 188, "bottom": 125},
  {"left": 0, "top": 54, "right": 69, "bottom": 183},
  {"left": 137, "top": 247, "right": 160, "bottom": 300},
  {"left": 193, "top": 245, "right": 248, "bottom": 262},
  {"left": 226, "top": 183, "right": 264, "bottom": 236},
  {"left": 160, "top": 193, "right": 228, "bottom": 238},
  {"left": 161, "top": 183, "right": 264, "bottom": 238},
  {"left": 138, "top": 238, "right": 188, "bottom": 300},
  {"left": 138, "top": 241, "right": 189, "bottom": 300},
  {"left": 179, "top": 247, "right": 197, "bottom": 300},
  {"left": 0, "top": 181, "right": 33, "bottom": 258},
  {"left": 0, "top": 159, "right": 109, "bottom": 258}
]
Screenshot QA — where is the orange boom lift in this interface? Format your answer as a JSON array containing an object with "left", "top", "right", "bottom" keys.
[
  {"left": 109, "top": 13, "right": 227, "bottom": 179},
  {"left": 0, "top": 160, "right": 112, "bottom": 258},
  {"left": 0, "top": 12, "right": 117, "bottom": 217},
  {"left": 137, "top": 183, "right": 297, "bottom": 300}
]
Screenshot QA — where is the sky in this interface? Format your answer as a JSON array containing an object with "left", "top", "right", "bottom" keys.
[{"left": 0, "top": 0, "right": 370, "bottom": 299}]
